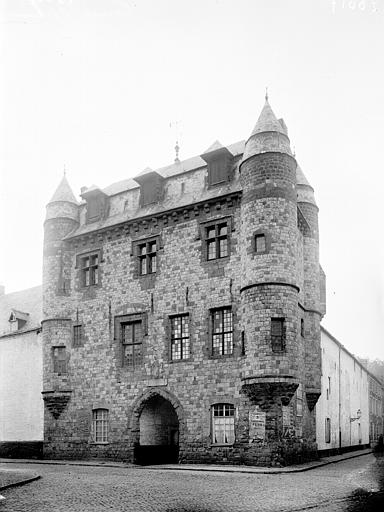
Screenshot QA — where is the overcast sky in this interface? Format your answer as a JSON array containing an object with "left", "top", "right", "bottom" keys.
[{"left": 0, "top": 0, "right": 383, "bottom": 359}]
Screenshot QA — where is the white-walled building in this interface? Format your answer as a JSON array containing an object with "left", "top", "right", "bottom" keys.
[
  {"left": 0, "top": 285, "right": 43, "bottom": 458},
  {"left": 316, "top": 327, "right": 371, "bottom": 453}
]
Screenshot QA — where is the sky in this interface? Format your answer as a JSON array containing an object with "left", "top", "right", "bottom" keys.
[{"left": 0, "top": 0, "right": 383, "bottom": 360}]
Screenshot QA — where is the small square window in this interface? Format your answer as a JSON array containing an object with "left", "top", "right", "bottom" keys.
[{"left": 255, "top": 234, "right": 266, "bottom": 253}]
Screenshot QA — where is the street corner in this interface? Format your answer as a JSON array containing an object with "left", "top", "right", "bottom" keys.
[{"left": 0, "top": 468, "right": 41, "bottom": 491}]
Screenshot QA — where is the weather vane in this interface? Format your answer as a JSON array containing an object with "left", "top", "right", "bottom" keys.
[{"left": 169, "top": 120, "right": 182, "bottom": 163}]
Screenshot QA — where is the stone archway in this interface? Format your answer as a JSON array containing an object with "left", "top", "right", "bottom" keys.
[{"left": 130, "top": 388, "right": 184, "bottom": 465}]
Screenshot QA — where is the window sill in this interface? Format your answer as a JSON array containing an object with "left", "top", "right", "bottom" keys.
[
  {"left": 210, "top": 443, "right": 235, "bottom": 448},
  {"left": 169, "top": 357, "right": 192, "bottom": 364},
  {"left": 208, "top": 354, "right": 234, "bottom": 360},
  {"left": 90, "top": 442, "right": 109, "bottom": 445}
]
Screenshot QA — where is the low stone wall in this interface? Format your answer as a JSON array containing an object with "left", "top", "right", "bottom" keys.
[{"left": 0, "top": 441, "right": 43, "bottom": 459}]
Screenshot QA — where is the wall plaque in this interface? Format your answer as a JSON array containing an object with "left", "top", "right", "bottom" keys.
[{"left": 249, "top": 407, "right": 266, "bottom": 442}]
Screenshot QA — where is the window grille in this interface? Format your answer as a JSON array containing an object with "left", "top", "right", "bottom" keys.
[
  {"left": 212, "top": 308, "right": 233, "bottom": 356},
  {"left": 81, "top": 254, "right": 99, "bottom": 286},
  {"left": 212, "top": 404, "right": 235, "bottom": 445},
  {"left": 171, "top": 315, "right": 190, "bottom": 360},
  {"left": 205, "top": 223, "right": 228, "bottom": 260},
  {"left": 138, "top": 240, "right": 157, "bottom": 275},
  {"left": 73, "top": 325, "right": 83, "bottom": 347},
  {"left": 122, "top": 321, "right": 143, "bottom": 368}
]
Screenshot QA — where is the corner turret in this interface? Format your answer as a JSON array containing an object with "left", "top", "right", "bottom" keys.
[
  {"left": 242, "top": 97, "right": 292, "bottom": 164},
  {"left": 43, "top": 174, "right": 79, "bottom": 312}
]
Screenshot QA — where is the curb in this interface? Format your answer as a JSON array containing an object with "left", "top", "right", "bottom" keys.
[
  {"left": 141, "top": 449, "right": 373, "bottom": 474},
  {"left": 0, "top": 449, "right": 372, "bottom": 475},
  {"left": 0, "top": 475, "right": 41, "bottom": 492}
]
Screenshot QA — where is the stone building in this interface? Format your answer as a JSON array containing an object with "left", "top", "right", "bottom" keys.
[
  {"left": 0, "top": 285, "right": 43, "bottom": 458},
  {"left": 42, "top": 98, "right": 326, "bottom": 466}
]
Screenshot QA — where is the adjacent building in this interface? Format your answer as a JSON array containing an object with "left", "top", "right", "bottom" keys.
[
  {"left": 316, "top": 327, "right": 384, "bottom": 455},
  {"left": 42, "top": 97, "right": 327, "bottom": 466},
  {"left": 0, "top": 285, "right": 43, "bottom": 458}
]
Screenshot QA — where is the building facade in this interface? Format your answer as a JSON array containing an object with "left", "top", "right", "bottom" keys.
[
  {"left": 368, "top": 373, "right": 384, "bottom": 444},
  {"left": 0, "top": 285, "right": 43, "bottom": 458},
  {"left": 42, "top": 98, "right": 326, "bottom": 466},
  {"left": 316, "top": 327, "right": 370, "bottom": 453}
]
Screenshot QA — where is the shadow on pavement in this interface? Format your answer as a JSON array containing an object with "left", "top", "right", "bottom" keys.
[{"left": 346, "top": 452, "right": 384, "bottom": 512}]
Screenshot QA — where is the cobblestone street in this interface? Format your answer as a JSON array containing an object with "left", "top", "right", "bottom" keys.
[{"left": 1, "top": 453, "right": 384, "bottom": 511}]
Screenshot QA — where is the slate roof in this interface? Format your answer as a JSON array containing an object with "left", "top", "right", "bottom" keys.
[
  {"left": 248, "top": 99, "right": 288, "bottom": 138},
  {"left": 0, "top": 285, "right": 42, "bottom": 336},
  {"left": 66, "top": 136, "right": 310, "bottom": 239},
  {"left": 296, "top": 163, "right": 312, "bottom": 188},
  {"left": 103, "top": 140, "right": 245, "bottom": 197},
  {"left": 49, "top": 175, "right": 78, "bottom": 204}
]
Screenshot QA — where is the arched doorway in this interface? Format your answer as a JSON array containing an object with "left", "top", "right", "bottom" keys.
[{"left": 135, "top": 394, "right": 179, "bottom": 465}]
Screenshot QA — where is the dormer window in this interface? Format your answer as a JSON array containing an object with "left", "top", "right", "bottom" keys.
[
  {"left": 201, "top": 140, "right": 233, "bottom": 188},
  {"left": 134, "top": 168, "right": 164, "bottom": 207},
  {"left": 81, "top": 186, "right": 108, "bottom": 224},
  {"left": 8, "top": 310, "right": 28, "bottom": 332}
]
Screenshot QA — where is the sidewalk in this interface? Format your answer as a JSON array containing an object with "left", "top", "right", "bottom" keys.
[{"left": 0, "top": 447, "right": 372, "bottom": 475}]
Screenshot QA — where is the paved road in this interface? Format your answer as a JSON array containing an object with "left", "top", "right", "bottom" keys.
[{"left": 1, "top": 454, "right": 384, "bottom": 511}]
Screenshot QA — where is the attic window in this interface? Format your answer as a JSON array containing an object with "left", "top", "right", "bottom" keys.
[
  {"left": 9, "top": 311, "right": 28, "bottom": 332},
  {"left": 142, "top": 182, "right": 158, "bottom": 206},
  {"left": 200, "top": 142, "right": 233, "bottom": 188},
  {"left": 134, "top": 170, "right": 164, "bottom": 207},
  {"left": 81, "top": 187, "right": 108, "bottom": 224}
]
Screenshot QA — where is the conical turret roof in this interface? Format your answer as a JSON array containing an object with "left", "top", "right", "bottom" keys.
[
  {"left": 48, "top": 175, "right": 78, "bottom": 204},
  {"left": 249, "top": 99, "right": 288, "bottom": 138},
  {"left": 296, "top": 163, "right": 312, "bottom": 188},
  {"left": 296, "top": 162, "right": 317, "bottom": 206},
  {"left": 242, "top": 97, "right": 292, "bottom": 163}
]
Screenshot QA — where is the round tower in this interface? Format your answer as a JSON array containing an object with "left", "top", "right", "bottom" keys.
[
  {"left": 42, "top": 175, "right": 79, "bottom": 457},
  {"left": 43, "top": 174, "right": 79, "bottom": 317},
  {"left": 296, "top": 164, "right": 322, "bottom": 412},
  {"left": 239, "top": 97, "right": 307, "bottom": 462}
]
